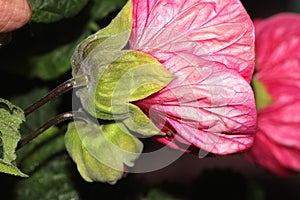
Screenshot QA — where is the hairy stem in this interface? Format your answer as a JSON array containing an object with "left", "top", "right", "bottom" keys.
[
  {"left": 24, "top": 75, "right": 88, "bottom": 116},
  {"left": 17, "top": 111, "right": 87, "bottom": 150}
]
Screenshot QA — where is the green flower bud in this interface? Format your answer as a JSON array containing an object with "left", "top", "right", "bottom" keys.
[{"left": 65, "top": 120, "right": 143, "bottom": 184}]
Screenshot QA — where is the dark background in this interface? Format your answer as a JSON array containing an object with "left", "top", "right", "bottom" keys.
[{"left": 241, "top": 0, "right": 300, "bottom": 18}]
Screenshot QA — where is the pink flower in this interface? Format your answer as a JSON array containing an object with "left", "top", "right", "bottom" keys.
[
  {"left": 0, "top": 0, "right": 32, "bottom": 33},
  {"left": 245, "top": 13, "right": 300, "bottom": 176},
  {"left": 129, "top": 0, "right": 257, "bottom": 155}
]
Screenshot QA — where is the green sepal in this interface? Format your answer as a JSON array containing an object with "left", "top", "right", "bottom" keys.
[
  {"left": 123, "top": 104, "right": 165, "bottom": 136},
  {"left": 71, "top": 0, "right": 132, "bottom": 75},
  {"left": 64, "top": 120, "right": 143, "bottom": 184},
  {"left": 77, "top": 50, "right": 175, "bottom": 121},
  {"left": 0, "top": 98, "right": 28, "bottom": 177},
  {"left": 252, "top": 77, "right": 274, "bottom": 111}
]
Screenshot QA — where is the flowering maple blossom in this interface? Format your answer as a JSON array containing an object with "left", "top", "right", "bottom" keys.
[
  {"left": 245, "top": 13, "right": 300, "bottom": 176},
  {"left": 129, "top": 0, "right": 257, "bottom": 154}
]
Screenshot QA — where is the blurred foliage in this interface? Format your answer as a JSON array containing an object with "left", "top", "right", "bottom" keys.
[
  {"left": 30, "top": 0, "right": 89, "bottom": 23},
  {"left": 0, "top": 0, "right": 127, "bottom": 81}
]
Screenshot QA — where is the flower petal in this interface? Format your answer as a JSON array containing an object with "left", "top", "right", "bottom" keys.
[
  {"left": 254, "top": 13, "right": 300, "bottom": 100},
  {"left": 245, "top": 13, "right": 300, "bottom": 177},
  {"left": 258, "top": 97, "right": 300, "bottom": 150},
  {"left": 136, "top": 57, "right": 257, "bottom": 155},
  {"left": 255, "top": 13, "right": 300, "bottom": 72},
  {"left": 130, "top": 0, "right": 254, "bottom": 82}
]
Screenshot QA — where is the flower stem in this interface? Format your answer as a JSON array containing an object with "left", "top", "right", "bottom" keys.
[
  {"left": 24, "top": 75, "right": 88, "bottom": 117},
  {"left": 17, "top": 111, "right": 87, "bottom": 150}
]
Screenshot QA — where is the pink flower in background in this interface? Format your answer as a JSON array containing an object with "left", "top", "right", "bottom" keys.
[
  {"left": 0, "top": 0, "right": 32, "bottom": 33},
  {"left": 129, "top": 0, "right": 257, "bottom": 154},
  {"left": 245, "top": 13, "right": 300, "bottom": 176}
]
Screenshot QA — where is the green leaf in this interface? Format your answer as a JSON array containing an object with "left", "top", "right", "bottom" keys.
[
  {"left": 30, "top": 0, "right": 89, "bottom": 23},
  {"left": 251, "top": 77, "right": 274, "bottom": 111},
  {"left": 65, "top": 120, "right": 143, "bottom": 184},
  {"left": 0, "top": 98, "right": 27, "bottom": 177},
  {"left": 77, "top": 50, "right": 175, "bottom": 120},
  {"left": 0, "top": 160, "right": 27, "bottom": 178},
  {"left": 71, "top": 0, "right": 132, "bottom": 74}
]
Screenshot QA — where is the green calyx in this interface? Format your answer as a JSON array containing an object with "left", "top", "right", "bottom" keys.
[
  {"left": 77, "top": 50, "right": 174, "bottom": 136},
  {"left": 67, "top": 0, "right": 176, "bottom": 184},
  {"left": 71, "top": 0, "right": 175, "bottom": 136},
  {"left": 79, "top": 50, "right": 175, "bottom": 118},
  {"left": 251, "top": 77, "right": 274, "bottom": 111},
  {"left": 71, "top": 0, "right": 133, "bottom": 75},
  {"left": 65, "top": 120, "right": 143, "bottom": 184}
]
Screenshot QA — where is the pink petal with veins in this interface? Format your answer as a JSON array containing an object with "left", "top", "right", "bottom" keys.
[
  {"left": 246, "top": 97, "right": 300, "bottom": 176},
  {"left": 129, "top": 0, "right": 256, "bottom": 155},
  {"left": 136, "top": 55, "right": 256, "bottom": 155},
  {"left": 258, "top": 97, "right": 300, "bottom": 150},
  {"left": 255, "top": 13, "right": 300, "bottom": 100},
  {"left": 130, "top": 0, "right": 255, "bottom": 82},
  {"left": 245, "top": 13, "right": 300, "bottom": 176}
]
